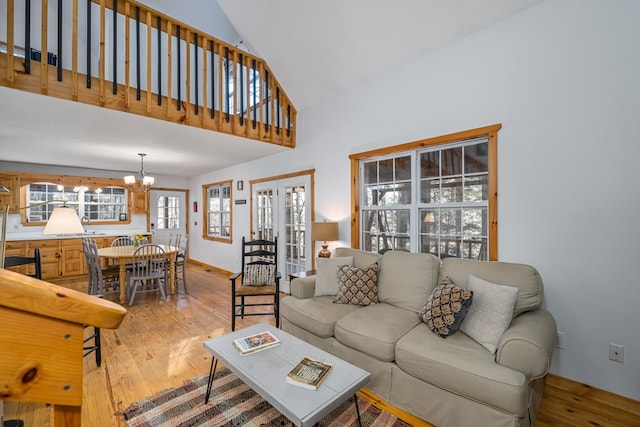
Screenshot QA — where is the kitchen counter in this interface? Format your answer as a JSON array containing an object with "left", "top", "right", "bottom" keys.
[{"left": 5, "top": 230, "right": 151, "bottom": 241}]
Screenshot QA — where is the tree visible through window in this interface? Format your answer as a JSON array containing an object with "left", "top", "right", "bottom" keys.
[{"left": 352, "top": 125, "right": 500, "bottom": 260}]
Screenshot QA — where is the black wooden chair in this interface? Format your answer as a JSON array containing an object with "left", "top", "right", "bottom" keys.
[
  {"left": 230, "top": 237, "right": 280, "bottom": 331},
  {"left": 4, "top": 248, "right": 42, "bottom": 279}
]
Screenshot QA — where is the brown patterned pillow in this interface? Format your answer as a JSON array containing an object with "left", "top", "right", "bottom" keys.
[
  {"left": 334, "top": 263, "right": 379, "bottom": 305},
  {"left": 419, "top": 276, "right": 473, "bottom": 338}
]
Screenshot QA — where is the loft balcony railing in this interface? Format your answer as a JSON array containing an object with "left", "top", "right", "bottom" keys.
[{"left": 0, "top": 0, "right": 296, "bottom": 147}]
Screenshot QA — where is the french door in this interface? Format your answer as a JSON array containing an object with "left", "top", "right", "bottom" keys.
[{"left": 252, "top": 175, "right": 312, "bottom": 293}]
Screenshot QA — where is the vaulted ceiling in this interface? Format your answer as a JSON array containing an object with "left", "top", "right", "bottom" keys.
[{"left": 0, "top": 0, "right": 544, "bottom": 178}]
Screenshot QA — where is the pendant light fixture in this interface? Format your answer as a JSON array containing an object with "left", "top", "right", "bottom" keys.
[{"left": 124, "top": 153, "right": 155, "bottom": 192}]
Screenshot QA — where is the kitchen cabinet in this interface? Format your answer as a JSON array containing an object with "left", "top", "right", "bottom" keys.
[
  {"left": 29, "top": 239, "right": 62, "bottom": 280},
  {"left": 60, "top": 238, "right": 85, "bottom": 277},
  {"left": 130, "top": 184, "right": 148, "bottom": 213},
  {"left": 0, "top": 174, "right": 20, "bottom": 212}
]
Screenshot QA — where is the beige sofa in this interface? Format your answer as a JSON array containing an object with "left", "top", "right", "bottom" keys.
[{"left": 280, "top": 248, "right": 557, "bottom": 427}]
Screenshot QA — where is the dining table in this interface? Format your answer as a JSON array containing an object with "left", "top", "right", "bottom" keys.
[{"left": 97, "top": 244, "right": 179, "bottom": 304}]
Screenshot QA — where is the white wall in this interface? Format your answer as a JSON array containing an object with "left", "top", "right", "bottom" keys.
[{"left": 188, "top": 0, "right": 640, "bottom": 400}]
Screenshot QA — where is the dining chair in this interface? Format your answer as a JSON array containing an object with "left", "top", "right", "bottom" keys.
[
  {"left": 82, "top": 237, "right": 120, "bottom": 297},
  {"left": 230, "top": 237, "right": 280, "bottom": 331},
  {"left": 111, "top": 236, "right": 135, "bottom": 247},
  {"left": 4, "top": 248, "right": 42, "bottom": 279},
  {"left": 81, "top": 237, "right": 120, "bottom": 367},
  {"left": 174, "top": 234, "right": 188, "bottom": 293},
  {"left": 127, "top": 244, "right": 168, "bottom": 305}
]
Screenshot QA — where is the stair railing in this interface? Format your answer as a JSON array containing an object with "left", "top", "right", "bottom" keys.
[{"left": 0, "top": 0, "right": 296, "bottom": 147}]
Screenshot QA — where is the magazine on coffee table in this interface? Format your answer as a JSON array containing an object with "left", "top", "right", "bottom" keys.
[
  {"left": 232, "top": 330, "right": 280, "bottom": 355},
  {"left": 286, "top": 356, "right": 333, "bottom": 390}
]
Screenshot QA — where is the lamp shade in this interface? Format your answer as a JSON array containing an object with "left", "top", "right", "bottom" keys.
[
  {"left": 312, "top": 222, "right": 339, "bottom": 242},
  {"left": 42, "top": 207, "right": 85, "bottom": 235}
]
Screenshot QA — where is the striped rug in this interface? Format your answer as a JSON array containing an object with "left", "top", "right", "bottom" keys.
[{"left": 123, "top": 367, "right": 412, "bottom": 426}]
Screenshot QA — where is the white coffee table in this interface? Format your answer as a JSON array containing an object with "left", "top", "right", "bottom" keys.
[{"left": 202, "top": 323, "right": 371, "bottom": 427}]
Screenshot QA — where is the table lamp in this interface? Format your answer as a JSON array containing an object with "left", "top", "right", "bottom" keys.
[{"left": 312, "top": 222, "right": 339, "bottom": 258}]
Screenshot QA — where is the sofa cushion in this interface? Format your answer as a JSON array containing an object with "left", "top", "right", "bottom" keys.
[
  {"left": 440, "top": 258, "right": 542, "bottom": 316},
  {"left": 459, "top": 275, "right": 519, "bottom": 354},
  {"left": 419, "top": 276, "right": 473, "bottom": 338},
  {"left": 335, "top": 303, "right": 420, "bottom": 362},
  {"left": 314, "top": 256, "right": 353, "bottom": 296},
  {"left": 395, "top": 324, "right": 529, "bottom": 415},
  {"left": 280, "top": 295, "right": 362, "bottom": 338},
  {"left": 377, "top": 251, "right": 440, "bottom": 312},
  {"left": 334, "top": 247, "right": 382, "bottom": 268},
  {"left": 334, "top": 263, "right": 379, "bottom": 305}
]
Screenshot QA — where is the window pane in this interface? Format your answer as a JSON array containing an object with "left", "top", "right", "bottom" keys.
[
  {"left": 440, "top": 208, "right": 461, "bottom": 237},
  {"left": 379, "top": 159, "right": 394, "bottom": 183},
  {"left": 420, "top": 152, "right": 439, "bottom": 178},
  {"left": 464, "top": 142, "right": 488, "bottom": 174},
  {"left": 420, "top": 178, "right": 439, "bottom": 203},
  {"left": 464, "top": 175, "right": 488, "bottom": 202},
  {"left": 441, "top": 147, "right": 462, "bottom": 176},
  {"left": 364, "top": 162, "right": 377, "bottom": 184},
  {"left": 395, "top": 156, "right": 411, "bottom": 181},
  {"left": 440, "top": 177, "right": 463, "bottom": 203}
]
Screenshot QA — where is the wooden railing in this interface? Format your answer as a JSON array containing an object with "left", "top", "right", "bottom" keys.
[{"left": 0, "top": 0, "right": 296, "bottom": 148}]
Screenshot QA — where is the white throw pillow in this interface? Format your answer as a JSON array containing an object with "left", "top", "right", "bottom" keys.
[
  {"left": 459, "top": 275, "right": 519, "bottom": 354},
  {"left": 314, "top": 256, "right": 354, "bottom": 297}
]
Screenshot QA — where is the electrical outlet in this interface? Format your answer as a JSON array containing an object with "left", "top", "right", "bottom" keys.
[
  {"left": 609, "top": 343, "right": 624, "bottom": 363},
  {"left": 556, "top": 331, "right": 566, "bottom": 350}
]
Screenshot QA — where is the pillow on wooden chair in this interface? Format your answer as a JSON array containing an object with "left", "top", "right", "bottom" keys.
[{"left": 243, "top": 264, "right": 276, "bottom": 286}]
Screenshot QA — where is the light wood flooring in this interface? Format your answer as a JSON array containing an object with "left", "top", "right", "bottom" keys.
[{"left": 4, "top": 263, "right": 640, "bottom": 426}]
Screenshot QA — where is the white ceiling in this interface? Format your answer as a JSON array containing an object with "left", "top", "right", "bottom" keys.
[{"left": 0, "top": 0, "right": 543, "bottom": 178}]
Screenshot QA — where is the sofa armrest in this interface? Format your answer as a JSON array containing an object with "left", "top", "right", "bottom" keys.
[
  {"left": 290, "top": 275, "right": 317, "bottom": 299},
  {"left": 496, "top": 309, "right": 557, "bottom": 380}
]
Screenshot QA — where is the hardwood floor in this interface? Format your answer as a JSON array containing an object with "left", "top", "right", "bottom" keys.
[{"left": 4, "top": 264, "right": 640, "bottom": 426}]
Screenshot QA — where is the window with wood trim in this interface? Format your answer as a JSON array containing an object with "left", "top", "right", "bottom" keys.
[
  {"left": 26, "top": 183, "right": 127, "bottom": 223},
  {"left": 350, "top": 125, "right": 500, "bottom": 261},
  {"left": 204, "top": 180, "right": 232, "bottom": 242}
]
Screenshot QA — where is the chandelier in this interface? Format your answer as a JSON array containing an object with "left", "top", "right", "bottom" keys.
[{"left": 124, "top": 153, "right": 155, "bottom": 191}]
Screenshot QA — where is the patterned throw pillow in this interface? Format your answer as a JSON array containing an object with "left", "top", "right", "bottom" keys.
[
  {"left": 243, "top": 264, "right": 276, "bottom": 286},
  {"left": 419, "top": 276, "right": 473, "bottom": 338},
  {"left": 334, "top": 263, "right": 379, "bottom": 305}
]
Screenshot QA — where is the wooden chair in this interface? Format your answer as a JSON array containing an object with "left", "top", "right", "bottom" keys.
[
  {"left": 4, "top": 248, "right": 42, "bottom": 279},
  {"left": 230, "top": 237, "right": 280, "bottom": 331},
  {"left": 174, "top": 234, "right": 188, "bottom": 293},
  {"left": 127, "top": 244, "right": 168, "bottom": 305},
  {"left": 110, "top": 236, "right": 134, "bottom": 247}
]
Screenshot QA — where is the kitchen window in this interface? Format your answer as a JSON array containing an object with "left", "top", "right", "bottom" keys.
[{"left": 26, "top": 183, "right": 127, "bottom": 223}]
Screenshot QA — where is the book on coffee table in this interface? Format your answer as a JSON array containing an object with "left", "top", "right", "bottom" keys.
[
  {"left": 232, "top": 330, "right": 280, "bottom": 355},
  {"left": 286, "top": 356, "right": 333, "bottom": 390}
]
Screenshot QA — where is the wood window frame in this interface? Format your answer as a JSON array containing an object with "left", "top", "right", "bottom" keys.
[
  {"left": 349, "top": 124, "right": 501, "bottom": 261},
  {"left": 3, "top": 171, "right": 134, "bottom": 226},
  {"left": 202, "top": 179, "right": 233, "bottom": 243}
]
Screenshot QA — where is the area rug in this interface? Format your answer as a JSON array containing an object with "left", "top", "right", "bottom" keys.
[{"left": 122, "top": 367, "right": 412, "bottom": 426}]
